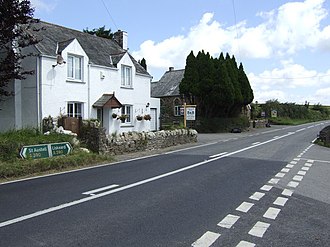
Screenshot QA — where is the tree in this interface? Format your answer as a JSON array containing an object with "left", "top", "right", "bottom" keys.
[
  {"left": 83, "top": 26, "right": 113, "bottom": 39},
  {"left": 238, "top": 63, "right": 254, "bottom": 105},
  {"left": 138, "top": 58, "right": 147, "bottom": 71},
  {"left": 0, "top": 0, "right": 39, "bottom": 100}
]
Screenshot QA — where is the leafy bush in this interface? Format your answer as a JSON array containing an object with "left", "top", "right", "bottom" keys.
[{"left": 196, "top": 116, "right": 250, "bottom": 133}]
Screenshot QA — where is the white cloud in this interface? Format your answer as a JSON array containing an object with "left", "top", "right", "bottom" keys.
[
  {"left": 133, "top": 0, "right": 330, "bottom": 74},
  {"left": 30, "top": 0, "right": 56, "bottom": 13}
]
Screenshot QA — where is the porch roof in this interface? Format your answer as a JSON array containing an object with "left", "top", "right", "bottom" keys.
[{"left": 92, "top": 94, "right": 122, "bottom": 108}]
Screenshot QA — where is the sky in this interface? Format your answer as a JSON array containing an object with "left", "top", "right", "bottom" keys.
[{"left": 31, "top": 0, "right": 330, "bottom": 105}]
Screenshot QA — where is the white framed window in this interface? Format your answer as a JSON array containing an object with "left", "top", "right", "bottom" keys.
[
  {"left": 121, "top": 65, "right": 132, "bottom": 87},
  {"left": 174, "top": 106, "right": 181, "bottom": 116},
  {"left": 121, "top": 105, "right": 132, "bottom": 124},
  {"left": 67, "top": 54, "right": 83, "bottom": 81},
  {"left": 67, "top": 102, "right": 83, "bottom": 118}
]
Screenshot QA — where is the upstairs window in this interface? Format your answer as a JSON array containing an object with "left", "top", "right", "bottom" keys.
[
  {"left": 67, "top": 102, "right": 83, "bottom": 118},
  {"left": 67, "top": 55, "right": 82, "bottom": 80},
  {"left": 121, "top": 65, "right": 132, "bottom": 87}
]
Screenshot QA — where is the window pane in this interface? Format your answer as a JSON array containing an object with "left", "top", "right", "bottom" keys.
[
  {"left": 67, "top": 56, "right": 74, "bottom": 78},
  {"left": 75, "top": 103, "right": 82, "bottom": 117},
  {"left": 75, "top": 57, "right": 82, "bottom": 80},
  {"left": 67, "top": 103, "right": 73, "bottom": 117},
  {"left": 126, "top": 105, "right": 131, "bottom": 122}
]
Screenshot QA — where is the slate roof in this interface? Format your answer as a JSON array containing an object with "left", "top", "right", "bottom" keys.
[
  {"left": 151, "top": 69, "right": 185, "bottom": 97},
  {"left": 92, "top": 94, "right": 122, "bottom": 108},
  {"left": 27, "top": 21, "right": 149, "bottom": 76}
]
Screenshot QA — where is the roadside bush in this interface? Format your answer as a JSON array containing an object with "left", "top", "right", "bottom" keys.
[{"left": 196, "top": 116, "right": 250, "bottom": 133}]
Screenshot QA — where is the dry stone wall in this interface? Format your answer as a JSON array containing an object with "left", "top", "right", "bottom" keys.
[{"left": 81, "top": 127, "right": 198, "bottom": 155}]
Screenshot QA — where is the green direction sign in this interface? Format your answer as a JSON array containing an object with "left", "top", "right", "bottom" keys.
[
  {"left": 50, "top": 142, "right": 72, "bottom": 157},
  {"left": 20, "top": 142, "right": 72, "bottom": 159}
]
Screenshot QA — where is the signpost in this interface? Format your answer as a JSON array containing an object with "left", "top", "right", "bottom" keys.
[
  {"left": 20, "top": 142, "right": 72, "bottom": 159},
  {"left": 183, "top": 103, "right": 197, "bottom": 128}
]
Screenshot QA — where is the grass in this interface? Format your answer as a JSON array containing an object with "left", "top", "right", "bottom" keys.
[
  {"left": 0, "top": 128, "right": 114, "bottom": 182},
  {"left": 268, "top": 117, "right": 317, "bottom": 125}
]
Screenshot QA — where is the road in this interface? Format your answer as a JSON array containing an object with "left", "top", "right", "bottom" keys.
[{"left": 0, "top": 121, "right": 329, "bottom": 246}]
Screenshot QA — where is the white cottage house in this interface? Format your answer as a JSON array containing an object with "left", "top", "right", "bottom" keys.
[{"left": 0, "top": 21, "right": 160, "bottom": 134}]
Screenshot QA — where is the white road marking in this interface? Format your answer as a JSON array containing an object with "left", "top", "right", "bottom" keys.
[
  {"left": 217, "top": 214, "right": 240, "bottom": 229},
  {"left": 297, "top": 171, "right": 306, "bottom": 176},
  {"left": 293, "top": 175, "right": 303, "bottom": 182},
  {"left": 275, "top": 172, "right": 285, "bottom": 178},
  {"left": 248, "top": 221, "right": 270, "bottom": 238},
  {"left": 281, "top": 168, "right": 290, "bottom": 173},
  {"left": 304, "top": 163, "right": 313, "bottom": 167},
  {"left": 293, "top": 158, "right": 300, "bottom": 161},
  {"left": 252, "top": 142, "right": 261, "bottom": 145},
  {"left": 209, "top": 152, "right": 228, "bottom": 158},
  {"left": 282, "top": 189, "right": 293, "bottom": 197},
  {"left": 302, "top": 167, "right": 310, "bottom": 171},
  {"left": 260, "top": 185, "right": 273, "bottom": 191},
  {"left": 273, "top": 197, "right": 288, "bottom": 206},
  {"left": 268, "top": 178, "right": 280, "bottom": 184},
  {"left": 286, "top": 164, "right": 294, "bottom": 168},
  {"left": 249, "top": 192, "right": 265, "bottom": 201},
  {"left": 236, "top": 240, "right": 256, "bottom": 247},
  {"left": 191, "top": 231, "right": 221, "bottom": 247},
  {"left": 82, "top": 184, "right": 119, "bottom": 195},
  {"left": 290, "top": 161, "right": 298, "bottom": 165},
  {"left": 236, "top": 202, "right": 254, "bottom": 213},
  {"left": 0, "top": 131, "right": 298, "bottom": 228},
  {"left": 287, "top": 181, "right": 299, "bottom": 188},
  {"left": 307, "top": 160, "right": 314, "bottom": 163},
  {"left": 263, "top": 207, "right": 281, "bottom": 220}
]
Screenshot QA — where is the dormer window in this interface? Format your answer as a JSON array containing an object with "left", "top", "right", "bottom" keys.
[
  {"left": 67, "top": 54, "right": 83, "bottom": 81},
  {"left": 121, "top": 65, "right": 132, "bottom": 88}
]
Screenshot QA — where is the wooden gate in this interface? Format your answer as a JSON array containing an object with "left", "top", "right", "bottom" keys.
[{"left": 63, "top": 117, "right": 81, "bottom": 135}]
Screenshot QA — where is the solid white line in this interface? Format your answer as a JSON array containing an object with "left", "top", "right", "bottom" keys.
[
  {"left": 252, "top": 142, "right": 261, "bottom": 145},
  {"left": 209, "top": 152, "right": 228, "bottom": 158},
  {"left": 249, "top": 192, "right": 265, "bottom": 201},
  {"left": 260, "top": 185, "right": 273, "bottom": 191},
  {"left": 236, "top": 202, "right": 254, "bottom": 213},
  {"left": 293, "top": 175, "right": 303, "bottom": 182},
  {"left": 217, "top": 214, "right": 240, "bottom": 229},
  {"left": 297, "top": 171, "right": 306, "bottom": 176},
  {"left": 263, "top": 207, "right": 281, "bottom": 220},
  {"left": 273, "top": 197, "right": 288, "bottom": 206},
  {"left": 268, "top": 178, "right": 280, "bottom": 184},
  {"left": 248, "top": 221, "right": 270, "bottom": 238},
  {"left": 236, "top": 240, "right": 256, "bottom": 247},
  {"left": 287, "top": 181, "right": 299, "bottom": 188},
  {"left": 191, "top": 231, "right": 221, "bottom": 247},
  {"left": 307, "top": 160, "right": 314, "bottom": 163},
  {"left": 82, "top": 184, "right": 119, "bottom": 195},
  {"left": 282, "top": 189, "right": 293, "bottom": 197}
]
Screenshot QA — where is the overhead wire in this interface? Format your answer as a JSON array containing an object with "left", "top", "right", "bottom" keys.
[{"left": 100, "top": 0, "right": 119, "bottom": 30}]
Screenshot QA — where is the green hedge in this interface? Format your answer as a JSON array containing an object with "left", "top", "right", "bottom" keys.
[{"left": 196, "top": 116, "right": 250, "bottom": 133}]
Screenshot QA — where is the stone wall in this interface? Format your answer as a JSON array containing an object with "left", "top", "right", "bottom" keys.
[{"left": 80, "top": 127, "right": 198, "bottom": 155}]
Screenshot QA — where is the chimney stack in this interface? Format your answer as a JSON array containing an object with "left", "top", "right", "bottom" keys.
[
  {"left": 113, "top": 30, "right": 128, "bottom": 50},
  {"left": 169, "top": 67, "right": 174, "bottom": 72}
]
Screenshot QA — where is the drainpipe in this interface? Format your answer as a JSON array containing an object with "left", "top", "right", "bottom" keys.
[
  {"left": 87, "top": 63, "right": 91, "bottom": 118},
  {"left": 36, "top": 55, "right": 42, "bottom": 130}
]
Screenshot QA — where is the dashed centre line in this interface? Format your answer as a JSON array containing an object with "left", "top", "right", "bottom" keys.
[
  {"left": 218, "top": 214, "right": 240, "bottom": 229},
  {"left": 273, "top": 197, "right": 288, "bottom": 207},
  {"left": 191, "top": 231, "right": 221, "bottom": 247},
  {"left": 282, "top": 189, "right": 293, "bottom": 197},
  {"left": 287, "top": 181, "right": 299, "bottom": 188},
  {"left": 263, "top": 207, "right": 281, "bottom": 220},
  {"left": 293, "top": 175, "right": 304, "bottom": 182},
  {"left": 249, "top": 192, "right": 265, "bottom": 201},
  {"left": 236, "top": 240, "right": 256, "bottom": 247},
  {"left": 260, "top": 185, "right": 273, "bottom": 191},
  {"left": 236, "top": 202, "right": 254, "bottom": 213},
  {"left": 248, "top": 221, "right": 270, "bottom": 238}
]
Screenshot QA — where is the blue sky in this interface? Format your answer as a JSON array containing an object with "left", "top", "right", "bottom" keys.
[{"left": 32, "top": 0, "right": 330, "bottom": 105}]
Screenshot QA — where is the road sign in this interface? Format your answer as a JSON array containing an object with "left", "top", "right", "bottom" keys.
[
  {"left": 186, "top": 107, "right": 196, "bottom": 121},
  {"left": 20, "top": 142, "right": 72, "bottom": 159}
]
